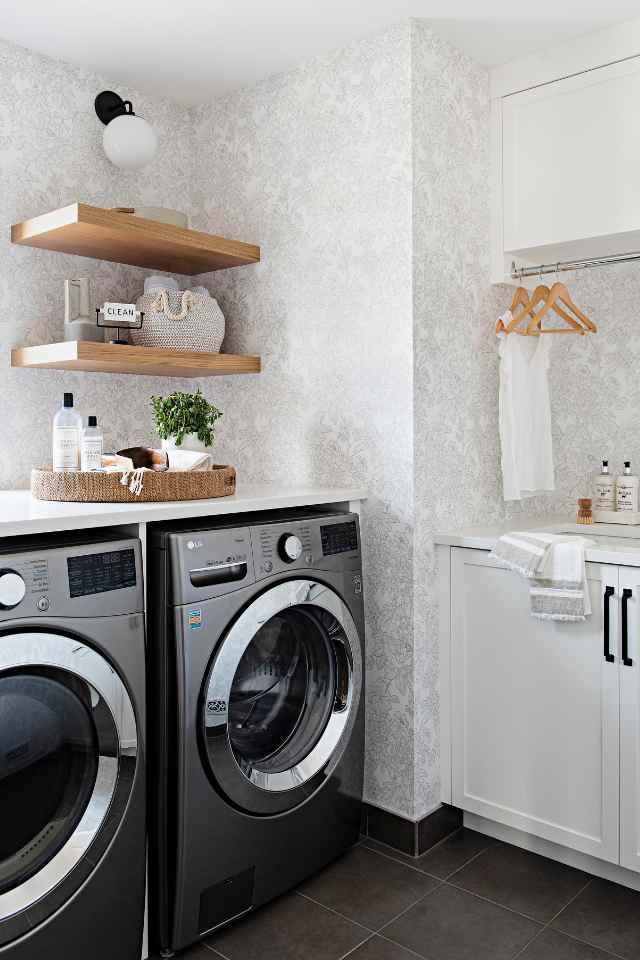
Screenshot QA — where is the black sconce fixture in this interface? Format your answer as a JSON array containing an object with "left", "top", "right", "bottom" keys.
[{"left": 94, "top": 90, "right": 157, "bottom": 170}]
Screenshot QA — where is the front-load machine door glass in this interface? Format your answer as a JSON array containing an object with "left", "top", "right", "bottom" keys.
[
  {"left": 0, "top": 670, "right": 99, "bottom": 894},
  {"left": 0, "top": 632, "right": 138, "bottom": 939},
  {"left": 202, "top": 579, "right": 362, "bottom": 815}
]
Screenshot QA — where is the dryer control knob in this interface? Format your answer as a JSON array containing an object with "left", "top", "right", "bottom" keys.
[
  {"left": 0, "top": 570, "right": 26, "bottom": 609},
  {"left": 278, "top": 534, "right": 303, "bottom": 563}
]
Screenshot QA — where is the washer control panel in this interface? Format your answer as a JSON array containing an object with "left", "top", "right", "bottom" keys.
[
  {"left": 0, "top": 538, "right": 143, "bottom": 620},
  {"left": 253, "top": 514, "right": 360, "bottom": 580}
]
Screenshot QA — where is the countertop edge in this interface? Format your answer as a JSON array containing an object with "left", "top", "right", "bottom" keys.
[
  {"left": 435, "top": 518, "right": 640, "bottom": 567},
  {"left": 0, "top": 486, "right": 368, "bottom": 538}
]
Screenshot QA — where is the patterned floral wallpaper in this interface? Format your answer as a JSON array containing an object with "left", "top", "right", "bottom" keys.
[
  {"left": 4, "top": 22, "right": 618, "bottom": 825},
  {"left": 411, "top": 21, "right": 502, "bottom": 819},
  {"left": 192, "top": 24, "right": 417, "bottom": 817},
  {"left": 0, "top": 37, "right": 197, "bottom": 486}
]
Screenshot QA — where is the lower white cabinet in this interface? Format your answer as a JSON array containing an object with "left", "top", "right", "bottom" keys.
[
  {"left": 449, "top": 547, "right": 639, "bottom": 873},
  {"left": 619, "top": 567, "right": 640, "bottom": 873}
]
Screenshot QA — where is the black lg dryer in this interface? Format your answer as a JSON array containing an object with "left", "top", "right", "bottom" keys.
[{"left": 148, "top": 510, "right": 365, "bottom": 955}]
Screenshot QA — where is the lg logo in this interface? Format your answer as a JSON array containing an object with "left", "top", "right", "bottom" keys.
[{"left": 187, "top": 540, "right": 204, "bottom": 550}]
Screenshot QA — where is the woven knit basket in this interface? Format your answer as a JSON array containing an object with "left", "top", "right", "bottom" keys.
[
  {"left": 131, "top": 288, "right": 225, "bottom": 353},
  {"left": 31, "top": 466, "right": 236, "bottom": 503}
]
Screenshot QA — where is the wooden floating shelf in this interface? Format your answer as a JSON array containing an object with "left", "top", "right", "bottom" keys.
[
  {"left": 11, "top": 203, "right": 260, "bottom": 275},
  {"left": 10, "top": 342, "right": 261, "bottom": 378}
]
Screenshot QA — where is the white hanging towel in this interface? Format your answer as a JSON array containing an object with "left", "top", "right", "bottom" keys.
[
  {"left": 498, "top": 311, "right": 555, "bottom": 500},
  {"left": 489, "top": 531, "right": 595, "bottom": 621}
]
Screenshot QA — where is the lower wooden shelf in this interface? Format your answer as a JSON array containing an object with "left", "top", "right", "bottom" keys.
[{"left": 10, "top": 341, "right": 261, "bottom": 378}]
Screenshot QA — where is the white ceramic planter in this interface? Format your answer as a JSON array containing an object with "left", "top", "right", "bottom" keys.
[{"left": 161, "top": 433, "right": 210, "bottom": 453}]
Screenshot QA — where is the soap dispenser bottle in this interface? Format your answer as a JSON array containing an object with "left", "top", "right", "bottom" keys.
[
  {"left": 617, "top": 461, "right": 640, "bottom": 512},
  {"left": 52, "top": 393, "right": 82, "bottom": 472},
  {"left": 81, "top": 416, "right": 103, "bottom": 471},
  {"left": 594, "top": 460, "right": 616, "bottom": 512}
]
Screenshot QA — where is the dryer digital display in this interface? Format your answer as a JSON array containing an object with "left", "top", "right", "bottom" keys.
[
  {"left": 67, "top": 549, "right": 136, "bottom": 597},
  {"left": 320, "top": 521, "right": 358, "bottom": 556}
]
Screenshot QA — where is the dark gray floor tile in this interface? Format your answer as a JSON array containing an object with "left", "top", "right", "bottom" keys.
[
  {"left": 518, "top": 928, "right": 615, "bottom": 959},
  {"left": 362, "top": 830, "right": 494, "bottom": 879},
  {"left": 366, "top": 829, "right": 495, "bottom": 879},
  {"left": 382, "top": 883, "right": 541, "bottom": 960},
  {"left": 348, "top": 936, "right": 424, "bottom": 960},
  {"left": 414, "top": 829, "right": 497, "bottom": 879},
  {"left": 298, "top": 845, "right": 439, "bottom": 930},
  {"left": 451, "top": 841, "right": 590, "bottom": 922},
  {"left": 552, "top": 877, "right": 640, "bottom": 959},
  {"left": 204, "top": 892, "right": 369, "bottom": 960}
]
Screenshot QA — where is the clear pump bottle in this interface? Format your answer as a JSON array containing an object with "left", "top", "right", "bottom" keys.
[
  {"left": 594, "top": 460, "right": 616, "bottom": 512},
  {"left": 617, "top": 461, "right": 640, "bottom": 513},
  {"left": 52, "top": 393, "right": 82, "bottom": 472},
  {"left": 81, "top": 415, "right": 103, "bottom": 471}
]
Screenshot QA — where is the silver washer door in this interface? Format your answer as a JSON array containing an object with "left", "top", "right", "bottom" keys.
[
  {"left": 0, "top": 632, "right": 137, "bottom": 931},
  {"left": 202, "top": 579, "right": 363, "bottom": 815}
]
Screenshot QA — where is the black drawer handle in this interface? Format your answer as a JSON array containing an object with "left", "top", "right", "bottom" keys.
[
  {"left": 604, "top": 586, "right": 615, "bottom": 663},
  {"left": 622, "top": 588, "right": 634, "bottom": 667}
]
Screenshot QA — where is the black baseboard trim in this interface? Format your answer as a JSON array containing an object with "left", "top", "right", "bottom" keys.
[{"left": 362, "top": 802, "right": 462, "bottom": 857}]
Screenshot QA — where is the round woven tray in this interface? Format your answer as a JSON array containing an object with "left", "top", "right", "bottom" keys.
[{"left": 31, "top": 466, "right": 236, "bottom": 503}]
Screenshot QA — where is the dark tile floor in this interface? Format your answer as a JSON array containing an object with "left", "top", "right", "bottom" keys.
[{"left": 159, "top": 829, "right": 640, "bottom": 960}]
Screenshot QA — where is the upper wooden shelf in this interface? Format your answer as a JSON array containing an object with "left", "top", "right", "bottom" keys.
[
  {"left": 11, "top": 341, "right": 261, "bottom": 378},
  {"left": 11, "top": 203, "right": 260, "bottom": 276}
]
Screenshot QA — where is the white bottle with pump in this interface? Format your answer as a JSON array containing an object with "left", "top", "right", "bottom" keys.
[
  {"left": 52, "top": 393, "right": 82, "bottom": 471},
  {"left": 594, "top": 460, "right": 616, "bottom": 511},
  {"left": 81, "top": 416, "right": 103, "bottom": 471},
  {"left": 617, "top": 461, "right": 640, "bottom": 512}
]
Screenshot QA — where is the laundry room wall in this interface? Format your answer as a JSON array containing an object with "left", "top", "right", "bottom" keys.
[
  {"left": 411, "top": 21, "right": 502, "bottom": 819},
  {"left": 0, "top": 36, "right": 198, "bottom": 487},
  {"left": 191, "top": 20, "right": 504, "bottom": 822},
  {"left": 191, "top": 23, "right": 417, "bottom": 817}
]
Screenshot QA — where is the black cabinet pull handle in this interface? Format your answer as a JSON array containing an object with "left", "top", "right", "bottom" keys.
[
  {"left": 622, "top": 587, "right": 634, "bottom": 667},
  {"left": 604, "top": 586, "right": 615, "bottom": 663}
]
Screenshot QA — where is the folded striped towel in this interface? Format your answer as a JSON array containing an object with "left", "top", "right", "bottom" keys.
[{"left": 489, "top": 531, "right": 595, "bottom": 622}]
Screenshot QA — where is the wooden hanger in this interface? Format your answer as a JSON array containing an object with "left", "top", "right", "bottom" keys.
[
  {"left": 502, "top": 281, "right": 596, "bottom": 336},
  {"left": 528, "top": 281, "right": 597, "bottom": 334},
  {"left": 495, "top": 286, "right": 535, "bottom": 335}
]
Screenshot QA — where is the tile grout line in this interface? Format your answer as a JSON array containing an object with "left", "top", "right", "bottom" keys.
[
  {"left": 376, "top": 931, "right": 440, "bottom": 960},
  {"left": 508, "top": 875, "right": 595, "bottom": 960},
  {"left": 441, "top": 846, "right": 492, "bottom": 882},
  {"left": 440, "top": 877, "right": 547, "bottom": 926},
  {"left": 544, "top": 927, "right": 630, "bottom": 960},
  {"left": 295, "top": 890, "right": 378, "bottom": 934},
  {"left": 373, "top": 881, "right": 445, "bottom": 935},
  {"left": 336, "top": 933, "right": 375, "bottom": 960},
  {"left": 374, "top": 881, "right": 446, "bottom": 948}
]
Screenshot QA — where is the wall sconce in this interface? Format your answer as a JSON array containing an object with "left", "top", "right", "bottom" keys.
[{"left": 95, "top": 90, "right": 158, "bottom": 171}]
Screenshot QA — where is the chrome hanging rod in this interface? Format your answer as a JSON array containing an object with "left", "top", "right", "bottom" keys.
[{"left": 511, "top": 251, "right": 640, "bottom": 280}]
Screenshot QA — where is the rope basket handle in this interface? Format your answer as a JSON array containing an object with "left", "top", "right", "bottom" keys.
[{"left": 149, "top": 289, "right": 196, "bottom": 321}]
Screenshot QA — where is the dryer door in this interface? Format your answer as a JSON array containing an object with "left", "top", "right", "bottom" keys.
[
  {"left": 202, "top": 579, "right": 363, "bottom": 815},
  {"left": 0, "top": 631, "right": 138, "bottom": 943}
]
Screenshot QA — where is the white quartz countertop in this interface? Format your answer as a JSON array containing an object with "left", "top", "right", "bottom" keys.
[
  {"left": 435, "top": 518, "right": 640, "bottom": 567},
  {"left": 0, "top": 485, "right": 367, "bottom": 538}
]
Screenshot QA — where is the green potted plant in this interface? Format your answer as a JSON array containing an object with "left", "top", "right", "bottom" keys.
[{"left": 151, "top": 389, "right": 223, "bottom": 452}]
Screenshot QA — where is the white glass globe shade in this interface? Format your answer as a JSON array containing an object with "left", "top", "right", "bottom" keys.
[{"left": 102, "top": 114, "right": 158, "bottom": 170}]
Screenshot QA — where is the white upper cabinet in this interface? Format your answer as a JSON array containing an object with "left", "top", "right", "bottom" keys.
[
  {"left": 503, "top": 59, "right": 640, "bottom": 260},
  {"left": 491, "top": 20, "right": 640, "bottom": 282}
]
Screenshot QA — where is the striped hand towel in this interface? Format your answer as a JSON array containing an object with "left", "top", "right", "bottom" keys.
[{"left": 489, "top": 531, "right": 595, "bottom": 622}]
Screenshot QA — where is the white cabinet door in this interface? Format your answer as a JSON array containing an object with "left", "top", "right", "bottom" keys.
[
  {"left": 451, "top": 548, "right": 620, "bottom": 863},
  {"left": 502, "top": 57, "right": 640, "bottom": 259},
  {"left": 619, "top": 567, "right": 640, "bottom": 873}
]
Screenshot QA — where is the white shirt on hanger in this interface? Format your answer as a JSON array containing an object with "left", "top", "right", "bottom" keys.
[{"left": 498, "top": 310, "right": 555, "bottom": 501}]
